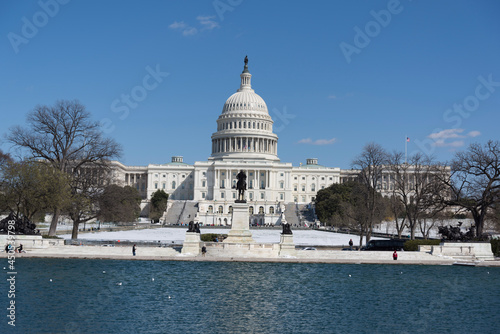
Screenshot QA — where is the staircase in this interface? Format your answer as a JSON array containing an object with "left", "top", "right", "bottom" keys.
[
  {"left": 284, "top": 203, "right": 300, "bottom": 227},
  {"left": 164, "top": 200, "right": 199, "bottom": 225},
  {"left": 178, "top": 201, "right": 199, "bottom": 225}
]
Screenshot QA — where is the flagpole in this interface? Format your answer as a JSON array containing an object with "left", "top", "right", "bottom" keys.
[{"left": 405, "top": 135, "right": 407, "bottom": 164}]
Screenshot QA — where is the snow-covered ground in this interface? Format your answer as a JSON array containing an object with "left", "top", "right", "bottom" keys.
[{"left": 60, "top": 228, "right": 387, "bottom": 247}]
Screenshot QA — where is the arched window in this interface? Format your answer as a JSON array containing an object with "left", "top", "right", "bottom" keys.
[
  {"left": 259, "top": 206, "right": 264, "bottom": 214},
  {"left": 218, "top": 206, "right": 223, "bottom": 214},
  {"left": 229, "top": 206, "right": 233, "bottom": 214},
  {"left": 280, "top": 181, "right": 284, "bottom": 189},
  {"left": 311, "top": 184, "right": 316, "bottom": 192},
  {"left": 172, "top": 181, "right": 176, "bottom": 189},
  {"left": 249, "top": 206, "right": 254, "bottom": 215},
  {"left": 208, "top": 205, "right": 213, "bottom": 213},
  {"left": 269, "top": 206, "right": 275, "bottom": 214}
]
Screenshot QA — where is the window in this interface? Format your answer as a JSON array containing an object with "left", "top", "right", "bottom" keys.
[
  {"left": 280, "top": 173, "right": 284, "bottom": 177},
  {"left": 249, "top": 206, "right": 254, "bottom": 214},
  {"left": 208, "top": 205, "right": 213, "bottom": 213},
  {"left": 202, "top": 180, "right": 206, "bottom": 187},
  {"left": 202, "top": 192, "right": 206, "bottom": 198},
  {"left": 162, "top": 183, "right": 166, "bottom": 189},
  {"left": 294, "top": 185, "right": 297, "bottom": 191},
  {"left": 229, "top": 206, "right": 233, "bottom": 213},
  {"left": 221, "top": 192, "right": 225, "bottom": 198},
  {"left": 181, "top": 184, "right": 185, "bottom": 189},
  {"left": 232, "top": 193, "right": 236, "bottom": 199},
  {"left": 218, "top": 206, "right": 223, "bottom": 214},
  {"left": 311, "top": 184, "right": 316, "bottom": 192},
  {"left": 280, "top": 193, "right": 284, "bottom": 200},
  {"left": 294, "top": 176, "right": 297, "bottom": 180},
  {"left": 249, "top": 192, "right": 253, "bottom": 199},
  {"left": 203, "top": 172, "right": 206, "bottom": 177},
  {"left": 154, "top": 182, "right": 158, "bottom": 189},
  {"left": 154, "top": 174, "right": 158, "bottom": 178},
  {"left": 302, "top": 177, "right": 305, "bottom": 180},
  {"left": 269, "top": 207, "right": 274, "bottom": 214},
  {"left": 162, "top": 174, "right": 166, "bottom": 178},
  {"left": 321, "top": 177, "right": 325, "bottom": 180},
  {"left": 302, "top": 185, "right": 305, "bottom": 192},
  {"left": 280, "top": 181, "right": 284, "bottom": 189},
  {"left": 261, "top": 180, "right": 265, "bottom": 189},
  {"left": 172, "top": 181, "right": 176, "bottom": 189},
  {"left": 259, "top": 206, "right": 264, "bottom": 214},
  {"left": 260, "top": 193, "right": 264, "bottom": 199},
  {"left": 182, "top": 174, "right": 185, "bottom": 178}
]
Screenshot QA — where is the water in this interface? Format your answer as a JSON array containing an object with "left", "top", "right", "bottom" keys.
[{"left": 1, "top": 259, "right": 499, "bottom": 333}]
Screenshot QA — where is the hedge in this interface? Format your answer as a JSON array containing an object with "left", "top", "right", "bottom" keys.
[
  {"left": 403, "top": 239, "right": 441, "bottom": 251},
  {"left": 201, "top": 233, "right": 227, "bottom": 242}
]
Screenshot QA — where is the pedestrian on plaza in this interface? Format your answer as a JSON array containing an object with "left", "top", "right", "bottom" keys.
[
  {"left": 132, "top": 244, "right": 137, "bottom": 256},
  {"left": 349, "top": 239, "right": 353, "bottom": 250},
  {"left": 393, "top": 250, "right": 398, "bottom": 261},
  {"left": 201, "top": 245, "right": 207, "bottom": 257}
]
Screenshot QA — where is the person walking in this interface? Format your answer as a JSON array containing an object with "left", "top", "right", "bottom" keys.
[
  {"left": 201, "top": 245, "right": 207, "bottom": 257},
  {"left": 349, "top": 239, "right": 353, "bottom": 250},
  {"left": 132, "top": 244, "right": 137, "bottom": 256},
  {"left": 393, "top": 250, "right": 398, "bottom": 260}
]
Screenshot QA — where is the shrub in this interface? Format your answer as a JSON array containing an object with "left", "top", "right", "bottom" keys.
[
  {"left": 491, "top": 238, "right": 500, "bottom": 257},
  {"left": 42, "top": 235, "right": 62, "bottom": 239},
  {"left": 404, "top": 239, "right": 441, "bottom": 251},
  {"left": 201, "top": 233, "right": 227, "bottom": 242}
]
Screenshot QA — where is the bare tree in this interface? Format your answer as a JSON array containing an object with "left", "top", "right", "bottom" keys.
[
  {"left": 66, "top": 164, "right": 111, "bottom": 239},
  {"left": 6, "top": 100, "right": 121, "bottom": 235},
  {"left": 388, "top": 194, "right": 407, "bottom": 239},
  {"left": 352, "top": 142, "right": 388, "bottom": 243},
  {"left": 440, "top": 140, "right": 500, "bottom": 237},
  {"left": 388, "top": 152, "right": 448, "bottom": 239}
]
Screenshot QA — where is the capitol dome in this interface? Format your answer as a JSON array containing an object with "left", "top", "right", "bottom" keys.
[{"left": 210, "top": 56, "right": 279, "bottom": 161}]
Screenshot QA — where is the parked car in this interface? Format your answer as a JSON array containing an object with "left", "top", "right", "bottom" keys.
[{"left": 361, "top": 239, "right": 406, "bottom": 251}]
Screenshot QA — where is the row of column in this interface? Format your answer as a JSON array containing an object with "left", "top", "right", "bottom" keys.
[
  {"left": 212, "top": 137, "right": 277, "bottom": 155},
  {"left": 214, "top": 169, "right": 271, "bottom": 190}
]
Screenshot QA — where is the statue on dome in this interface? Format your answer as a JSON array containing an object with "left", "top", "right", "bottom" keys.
[
  {"left": 244, "top": 55, "right": 248, "bottom": 66},
  {"left": 235, "top": 170, "right": 247, "bottom": 203}
]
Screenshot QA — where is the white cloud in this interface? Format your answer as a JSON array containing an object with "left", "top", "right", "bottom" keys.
[
  {"left": 182, "top": 27, "right": 198, "bottom": 36},
  {"left": 428, "top": 128, "right": 465, "bottom": 140},
  {"left": 298, "top": 138, "right": 336, "bottom": 145},
  {"left": 298, "top": 138, "right": 312, "bottom": 144},
  {"left": 197, "top": 15, "right": 219, "bottom": 30},
  {"left": 427, "top": 128, "right": 480, "bottom": 148},
  {"left": 169, "top": 21, "right": 188, "bottom": 30}
]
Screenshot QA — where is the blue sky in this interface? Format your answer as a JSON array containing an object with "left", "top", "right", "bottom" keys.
[{"left": 1, "top": 0, "right": 499, "bottom": 169}]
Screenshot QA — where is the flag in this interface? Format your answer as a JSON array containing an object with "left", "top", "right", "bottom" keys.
[{"left": 406, "top": 137, "right": 410, "bottom": 142}]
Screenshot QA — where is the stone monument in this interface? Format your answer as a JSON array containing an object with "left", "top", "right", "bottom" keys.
[
  {"left": 224, "top": 170, "right": 255, "bottom": 243},
  {"left": 279, "top": 219, "right": 296, "bottom": 257},
  {"left": 181, "top": 221, "right": 201, "bottom": 255}
]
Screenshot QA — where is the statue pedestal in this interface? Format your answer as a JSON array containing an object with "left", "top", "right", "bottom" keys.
[
  {"left": 182, "top": 232, "right": 201, "bottom": 255},
  {"left": 431, "top": 242, "right": 495, "bottom": 260},
  {"left": 279, "top": 234, "right": 296, "bottom": 257},
  {"left": 224, "top": 202, "right": 254, "bottom": 244}
]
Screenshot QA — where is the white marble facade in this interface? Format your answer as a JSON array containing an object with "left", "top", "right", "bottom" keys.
[{"left": 111, "top": 59, "right": 343, "bottom": 225}]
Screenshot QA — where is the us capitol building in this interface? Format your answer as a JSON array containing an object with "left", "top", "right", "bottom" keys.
[{"left": 111, "top": 57, "right": 356, "bottom": 225}]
